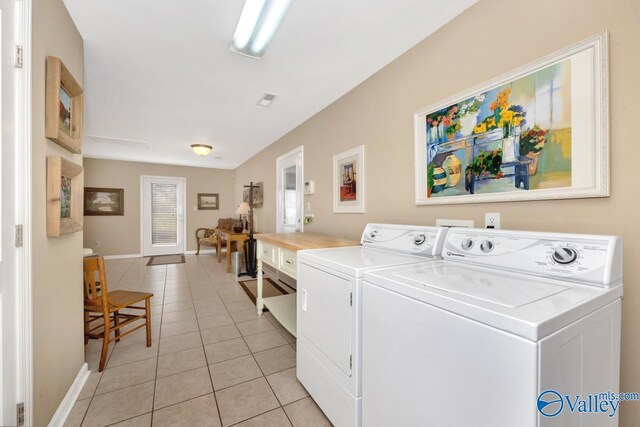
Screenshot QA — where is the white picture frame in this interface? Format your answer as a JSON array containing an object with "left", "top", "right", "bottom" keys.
[
  {"left": 333, "top": 145, "right": 365, "bottom": 213},
  {"left": 414, "top": 31, "right": 609, "bottom": 205}
]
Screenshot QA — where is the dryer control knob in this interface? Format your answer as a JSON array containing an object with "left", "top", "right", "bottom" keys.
[
  {"left": 461, "top": 238, "right": 474, "bottom": 250},
  {"left": 480, "top": 240, "right": 494, "bottom": 253},
  {"left": 413, "top": 234, "right": 426, "bottom": 245},
  {"left": 552, "top": 247, "right": 578, "bottom": 265},
  {"left": 369, "top": 230, "right": 378, "bottom": 239}
]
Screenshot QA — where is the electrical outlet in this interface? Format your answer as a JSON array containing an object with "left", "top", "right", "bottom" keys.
[
  {"left": 95, "top": 240, "right": 101, "bottom": 247},
  {"left": 485, "top": 213, "right": 501, "bottom": 229}
]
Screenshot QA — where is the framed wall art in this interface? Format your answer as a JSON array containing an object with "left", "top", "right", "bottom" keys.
[
  {"left": 415, "top": 32, "right": 609, "bottom": 205},
  {"left": 45, "top": 56, "right": 84, "bottom": 153},
  {"left": 243, "top": 182, "right": 263, "bottom": 208},
  {"left": 84, "top": 187, "right": 125, "bottom": 216},
  {"left": 47, "top": 156, "right": 84, "bottom": 237},
  {"left": 333, "top": 145, "right": 365, "bottom": 213},
  {"left": 197, "top": 193, "right": 219, "bottom": 210}
]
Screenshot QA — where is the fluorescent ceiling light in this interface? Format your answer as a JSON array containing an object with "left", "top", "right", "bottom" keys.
[{"left": 230, "top": 0, "right": 293, "bottom": 59}]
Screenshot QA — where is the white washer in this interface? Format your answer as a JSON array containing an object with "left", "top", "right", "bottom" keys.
[
  {"left": 362, "top": 228, "right": 623, "bottom": 427},
  {"left": 296, "top": 223, "right": 448, "bottom": 427}
]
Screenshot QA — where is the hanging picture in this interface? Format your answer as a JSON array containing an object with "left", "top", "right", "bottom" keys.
[
  {"left": 243, "top": 182, "right": 263, "bottom": 208},
  {"left": 414, "top": 32, "right": 609, "bottom": 205},
  {"left": 47, "top": 156, "right": 84, "bottom": 237},
  {"left": 197, "top": 193, "right": 219, "bottom": 210},
  {"left": 84, "top": 188, "right": 125, "bottom": 216},
  {"left": 333, "top": 145, "right": 365, "bottom": 213},
  {"left": 45, "top": 56, "right": 84, "bottom": 153}
]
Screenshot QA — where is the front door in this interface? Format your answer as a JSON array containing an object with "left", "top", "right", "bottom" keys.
[
  {"left": 141, "top": 176, "right": 185, "bottom": 256},
  {"left": 276, "top": 146, "right": 303, "bottom": 233}
]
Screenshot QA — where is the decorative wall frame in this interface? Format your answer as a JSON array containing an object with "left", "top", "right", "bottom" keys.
[
  {"left": 333, "top": 145, "right": 365, "bottom": 213},
  {"left": 84, "top": 187, "right": 125, "bottom": 216},
  {"left": 243, "top": 182, "right": 263, "bottom": 208},
  {"left": 47, "top": 156, "right": 84, "bottom": 237},
  {"left": 197, "top": 193, "right": 219, "bottom": 210},
  {"left": 415, "top": 31, "right": 609, "bottom": 205},
  {"left": 45, "top": 56, "right": 84, "bottom": 154}
]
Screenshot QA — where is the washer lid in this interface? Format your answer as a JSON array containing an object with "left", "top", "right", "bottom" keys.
[
  {"left": 395, "top": 263, "right": 569, "bottom": 307},
  {"left": 298, "top": 246, "right": 436, "bottom": 278},
  {"left": 363, "top": 261, "right": 622, "bottom": 341}
]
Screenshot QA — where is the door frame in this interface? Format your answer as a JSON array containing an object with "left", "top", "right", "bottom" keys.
[
  {"left": 139, "top": 175, "right": 187, "bottom": 257},
  {"left": 11, "top": 0, "right": 33, "bottom": 424},
  {"left": 276, "top": 145, "right": 304, "bottom": 233}
]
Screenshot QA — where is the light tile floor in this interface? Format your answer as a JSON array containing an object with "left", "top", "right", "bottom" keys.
[{"left": 67, "top": 254, "right": 332, "bottom": 427}]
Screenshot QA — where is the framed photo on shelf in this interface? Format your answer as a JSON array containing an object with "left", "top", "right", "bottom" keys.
[
  {"left": 333, "top": 145, "right": 365, "bottom": 213},
  {"left": 197, "top": 193, "right": 219, "bottom": 210},
  {"left": 414, "top": 32, "right": 609, "bottom": 205},
  {"left": 84, "top": 187, "right": 125, "bottom": 216},
  {"left": 45, "top": 56, "right": 84, "bottom": 154},
  {"left": 47, "top": 156, "right": 84, "bottom": 237}
]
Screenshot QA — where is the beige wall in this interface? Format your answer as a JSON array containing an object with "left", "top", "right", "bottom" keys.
[
  {"left": 83, "top": 158, "right": 235, "bottom": 255},
  {"left": 234, "top": 0, "right": 640, "bottom": 425},
  {"left": 32, "top": 0, "right": 84, "bottom": 424}
]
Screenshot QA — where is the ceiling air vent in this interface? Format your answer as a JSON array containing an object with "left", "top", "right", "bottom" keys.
[{"left": 257, "top": 93, "right": 278, "bottom": 107}]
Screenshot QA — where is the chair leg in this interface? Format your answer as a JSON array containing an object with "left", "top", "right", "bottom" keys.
[
  {"left": 145, "top": 298, "right": 152, "bottom": 347},
  {"left": 99, "top": 317, "right": 110, "bottom": 372},
  {"left": 114, "top": 311, "right": 120, "bottom": 342},
  {"left": 196, "top": 241, "right": 201, "bottom": 255},
  {"left": 84, "top": 311, "right": 89, "bottom": 345}
]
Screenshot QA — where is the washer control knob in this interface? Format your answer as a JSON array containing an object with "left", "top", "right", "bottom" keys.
[
  {"left": 480, "top": 240, "right": 494, "bottom": 253},
  {"left": 461, "top": 238, "right": 474, "bottom": 250},
  {"left": 413, "top": 234, "right": 426, "bottom": 245},
  {"left": 552, "top": 247, "right": 578, "bottom": 265}
]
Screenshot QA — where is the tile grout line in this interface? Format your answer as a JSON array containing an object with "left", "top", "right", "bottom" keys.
[{"left": 149, "top": 264, "right": 168, "bottom": 426}]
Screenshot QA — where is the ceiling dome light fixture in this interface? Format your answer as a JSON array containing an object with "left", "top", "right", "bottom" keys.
[
  {"left": 230, "top": 0, "right": 293, "bottom": 59},
  {"left": 191, "top": 144, "right": 213, "bottom": 156}
]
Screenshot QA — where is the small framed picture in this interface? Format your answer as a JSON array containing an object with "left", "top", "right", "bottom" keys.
[
  {"left": 47, "top": 156, "right": 84, "bottom": 237},
  {"left": 84, "top": 188, "right": 125, "bottom": 216},
  {"left": 45, "top": 56, "right": 83, "bottom": 154},
  {"left": 198, "top": 193, "right": 219, "bottom": 210},
  {"left": 243, "top": 182, "right": 263, "bottom": 208},
  {"left": 333, "top": 145, "right": 365, "bottom": 213}
]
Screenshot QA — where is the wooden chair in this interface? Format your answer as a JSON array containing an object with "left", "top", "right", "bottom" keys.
[
  {"left": 83, "top": 256, "right": 153, "bottom": 372},
  {"left": 195, "top": 217, "right": 242, "bottom": 255}
]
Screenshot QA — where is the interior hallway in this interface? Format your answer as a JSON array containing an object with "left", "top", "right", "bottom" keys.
[{"left": 65, "top": 255, "right": 331, "bottom": 426}]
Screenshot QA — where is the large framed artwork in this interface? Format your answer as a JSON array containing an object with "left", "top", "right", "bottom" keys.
[
  {"left": 415, "top": 32, "right": 609, "bottom": 205},
  {"left": 47, "top": 156, "right": 84, "bottom": 237},
  {"left": 45, "top": 56, "right": 84, "bottom": 154},
  {"left": 333, "top": 145, "right": 365, "bottom": 213},
  {"left": 84, "top": 187, "right": 125, "bottom": 216}
]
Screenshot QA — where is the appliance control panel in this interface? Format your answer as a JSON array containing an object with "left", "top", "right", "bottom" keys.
[
  {"left": 442, "top": 228, "right": 622, "bottom": 287},
  {"left": 361, "top": 223, "right": 448, "bottom": 257}
]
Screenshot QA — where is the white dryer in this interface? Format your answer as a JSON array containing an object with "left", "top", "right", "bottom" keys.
[
  {"left": 296, "top": 223, "right": 448, "bottom": 427},
  {"left": 361, "top": 227, "right": 623, "bottom": 427}
]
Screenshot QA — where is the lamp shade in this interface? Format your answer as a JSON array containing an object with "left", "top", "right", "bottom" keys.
[
  {"left": 191, "top": 144, "right": 213, "bottom": 156},
  {"left": 235, "top": 202, "right": 250, "bottom": 215}
]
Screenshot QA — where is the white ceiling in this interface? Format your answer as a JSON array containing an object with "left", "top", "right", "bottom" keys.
[{"left": 63, "top": 0, "right": 477, "bottom": 169}]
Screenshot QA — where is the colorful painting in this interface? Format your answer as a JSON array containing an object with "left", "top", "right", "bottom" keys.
[
  {"left": 60, "top": 176, "right": 72, "bottom": 218},
  {"left": 333, "top": 145, "right": 365, "bottom": 213},
  {"left": 59, "top": 86, "right": 72, "bottom": 135},
  {"left": 414, "top": 32, "right": 609, "bottom": 205}
]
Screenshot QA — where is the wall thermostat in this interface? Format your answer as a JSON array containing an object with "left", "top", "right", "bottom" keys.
[{"left": 304, "top": 180, "right": 315, "bottom": 195}]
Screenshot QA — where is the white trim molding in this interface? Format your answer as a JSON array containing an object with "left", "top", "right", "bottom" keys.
[
  {"left": 47, "top": 363, "right": 89, "bottom": 427},
  {"left": 102, "top": 253, "right": 142, "bottom": 260},
  {"left": 185, "top": 249, "right": 217, "bottom": 255}
]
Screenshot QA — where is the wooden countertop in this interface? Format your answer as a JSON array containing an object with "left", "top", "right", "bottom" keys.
[{"left": 256, "top": 233, "right": 359, "bottom": 252}]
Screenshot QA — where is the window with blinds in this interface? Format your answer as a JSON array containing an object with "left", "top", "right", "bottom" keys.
[{"left": 151, "top": 183, "right": 177, "bottom": 245}]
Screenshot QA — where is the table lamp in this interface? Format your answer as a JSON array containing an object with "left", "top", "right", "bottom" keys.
[{"left": 235, "top": 202, "right": 250, "bottom": 232}]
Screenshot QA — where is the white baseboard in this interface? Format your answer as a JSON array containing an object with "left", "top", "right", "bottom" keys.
[
  {"left": 48, "top": 363, "right": 89, "bottom": 427},
  {"left": 184, "top": 249, "right": 218, "bottom": 255},
  {"left": 103, "top": 253, "right": 142, "bottom": 260}
]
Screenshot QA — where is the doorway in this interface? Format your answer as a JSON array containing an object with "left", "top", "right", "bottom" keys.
[
  {"left": 141, "top": 176, "right": 186, "bottom": 256},
  {"left": 276, "top": 146, "right": 304, "bottom": 233}
]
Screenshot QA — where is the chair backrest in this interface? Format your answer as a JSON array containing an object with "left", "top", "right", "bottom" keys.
[
  {"left": 217, "top": 217, "right": 241, "bottom": 231},
  {"left": 83, "top": 256, "right": 109, "bottom": 309}
]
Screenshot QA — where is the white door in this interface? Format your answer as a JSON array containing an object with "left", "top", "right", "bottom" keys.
[
  {"left": 0, "top": 0, "right": 19, "bottom": 423},
  {"left": 141, "top": 176, "right": 186, "bottom": 256},
  {"left": 276, "top": 146, "right": 303, "bottom": 233}
]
